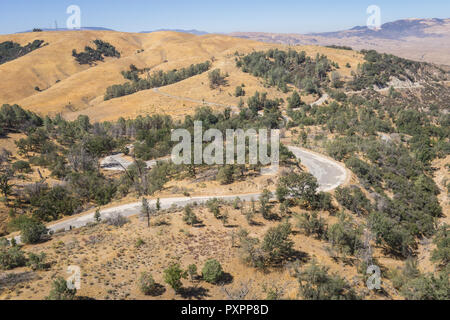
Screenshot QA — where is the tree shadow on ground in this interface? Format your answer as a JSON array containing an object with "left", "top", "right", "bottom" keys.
[
  {"left": 179, "top": 285, "right": 210, "bottom": 299},
  {"left": 218, "top": 272, "right": 234, "bottom": 285}
]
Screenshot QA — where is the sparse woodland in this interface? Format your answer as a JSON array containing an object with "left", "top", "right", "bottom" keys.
[{"left": 0, "top": 46, "right": 449, "bottom": 300}]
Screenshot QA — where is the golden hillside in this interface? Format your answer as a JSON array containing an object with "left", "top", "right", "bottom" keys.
[{"left": 0, "top": 30, "right": 364, "bottom": 122}]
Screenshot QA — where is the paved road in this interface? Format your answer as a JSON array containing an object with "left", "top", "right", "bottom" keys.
[
  {"left": 100, "top": 154, "right": 163, "bottom": 171},
  {"left": 311, "top": 93, "right": 329, "bottom": 106},
  {"left": 287, "top": 146, "right": 347, "bottom": 192},
  {"left": 10, "top": 91, "right": 349, "bottom": 242},
  {"left": 10, "top": 145, "right": 347, "bottom": 244}
]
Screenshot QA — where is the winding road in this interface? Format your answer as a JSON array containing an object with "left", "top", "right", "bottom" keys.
[
  {"left": 24, "top": 146, "right": 347, "bottom": 239},
  {"left": 11, "top": 92, "right": 349, "bottom": 243}
]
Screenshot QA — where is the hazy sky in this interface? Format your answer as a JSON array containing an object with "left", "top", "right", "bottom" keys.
[{"left": 0, "top": 0, "right": 449, "bottom": 34}]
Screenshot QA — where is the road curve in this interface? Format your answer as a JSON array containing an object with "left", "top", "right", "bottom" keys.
[
  {"left": 9, "top": 145, "right": 347, "bottom": 243},
  {"left": 10, "top": 91, "right": 349, "bottom": 242}
]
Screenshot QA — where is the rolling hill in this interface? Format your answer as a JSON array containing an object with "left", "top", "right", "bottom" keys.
[{"left": 0, "top": 30, "right": 364, "bottom": 122}]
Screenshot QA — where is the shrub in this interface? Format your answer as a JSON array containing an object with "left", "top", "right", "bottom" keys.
[
  {"left": 208, "top": 69, "right": 228, "bottom": 89},
  {"left": 46, "top": 277, "right": 77, "bottom": 300},
  {"left": 0, "top": 246, "right": 27, "bottom": 270},
  {"left": 183, "top": 206, "right": 200, "bottom": 226},
  {"left": 335, "top": 186, "right": 372, "bottom": 215},
  {"left": 20, "top": 219, "right": 48, "bottom": 244},
  {"left": 138, "top": 272, "right": 159, "bottom": 296},
  {"left": 262, "top": 221, "right": 294, "bottom": 265},
  {"left": 297, "top": 260, "right": 359, "bottom": 300},
  {"left": 202, "top": 259, "right": 224, "bottom": 284},
  {"left": 400, "top": 272, "right": 449, "bottom": 300},
  {"left": 217, "top": 165, "right": 235, "bottom": 184},
  {"left": 105, "top": 213, "right": 129, "bottom": 227},
  {"left": 187, "top": 264, "right": 198, "bottom": 281},
  {"left": 296, "top": 212, "right": 327, "bottom": 239},
  {"left": 235, "top": 86, "right": 245, "bottom": 97},
  {"left": 288, "top": 91, "right": 302, "bottom": 109},
  {"left": 327, "top": 213, "right": 362, "bottom": 256},
  {"left": 431, "top": 224, "right": 449, "bottom": 268},
  {"left": 163, "top": 263, "right": 186, "bottom": 293},
  {"left": 12, "top": 160, "right": 32, "bottom": 173},
  {"left": 27, "top": 252, "right": 50, "bottom": 270}
]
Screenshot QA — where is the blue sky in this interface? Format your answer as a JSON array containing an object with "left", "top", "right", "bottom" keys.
[{"left": 0, "top": 0, "right": 449, "bottom": 34}]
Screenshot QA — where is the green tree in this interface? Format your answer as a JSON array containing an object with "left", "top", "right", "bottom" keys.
[
  {"left": 202, "top": 259, "right": 224, "bottom": 284},
  {"left": 164, "top": 263, "right": 187, "bottom": 293},
  {"left": 262, "top": 221, "right": 294, "bottom": 265},
  {"left": 276, "top": 172, "right": 319, "bottom": 207},
  {"left": 0, "top": 173, "right": 13, "bottom": 201},
  {"left": 259, "top": 189, "right": 272, "bottom": 220},
  {"left": 208, "top": 69, "right": 227, "bottom": 89},
  {"left": 235, "top": 86, "right": 245, "bottom": 97},
  {"left": 20, "top": 219, "right": 48, "bottom": 244},
  {"left": 288, "top": 91, "right": 302, "bottom": 109}
]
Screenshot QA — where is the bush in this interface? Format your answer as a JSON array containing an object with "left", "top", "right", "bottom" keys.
[
  {"left": 288, "top": 91, "right": 302, "bottom": 109},
  {"left": 105, "top": 213, "right": 129, "bottom": 227},
  {"left": 202, "top": 259, "right": 224, "bottom": 284},
  {"left": 208, "top": 69, "right": 227, "bottom": 89},
  {"left": 296, "top": 212, "right": 327, "bottom": 239},
  {"left": 183, "top": 206, "right": 200, "bottom": 226},
  {"left": 235, "top": 86, "right": 245, "bottom": 97},
  {"left": 12, "top": 160, "right": 32, "bottom": 173},
  {"left": 217, "top": 165, "right": 235, "bottom": 185},
  {"left": 20, "top": 219, "right": 48, "bottom": 244},
  {"left": 327, "top": 213, "right": 362, "bottom": 256},
  {"left": 400, "top": 272, "right": 449, "bottom": 300},
  {"left": 297, "top": 260, "right": 359, "bottom": 300},
  {"left": 335, "top": 186, "right": 372, "bottom": 215},
  {"left": 46, "top": 277, "right": 77, "bottom": 300},
  {"left": 163, "top": 263, "right": 186, "bottom": 293},
  {"left": 27, "top": 252, "right": 50, "bottom": 270},
  {"left": 0, "top": 246, "right": 27, "bottom": 270},
  {"left": 431, "top": 224, "right": 449, "bottom": 268},
  {"left": 138, "top": 272, "right": 159, "bottom": 296},
  {"left": 262, "top": 221, "right": 294, "bottom": 266}
]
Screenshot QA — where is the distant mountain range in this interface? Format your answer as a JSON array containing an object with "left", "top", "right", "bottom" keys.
[
  {"left": 229, "top": 18, "right": 450, "bottom": 66},
  {"left": 18, "top": 27, "right": 209, "bottom": 36},
  {"left": 140, "top": 29, "right": 209, "bottom": 35},
  {"left": 18, "top": 27, "right": 115, "bottom": 33},
  {"left": 308, "top": 18, "right": 449, "bottom": 39}
]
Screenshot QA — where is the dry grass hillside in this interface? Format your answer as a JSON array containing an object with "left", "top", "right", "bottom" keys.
[{"left": 0, "top": 30, "right": 364, "bottom": 122}]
